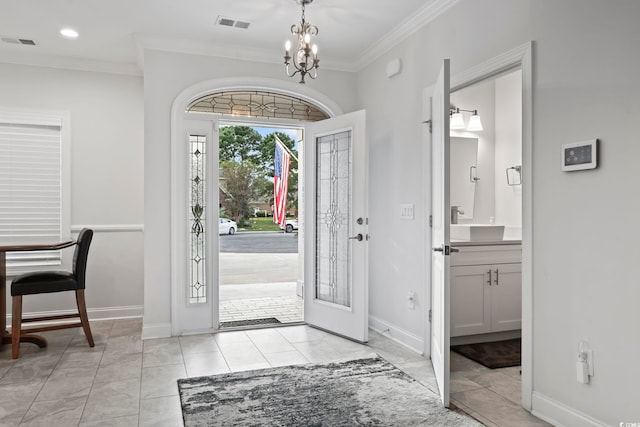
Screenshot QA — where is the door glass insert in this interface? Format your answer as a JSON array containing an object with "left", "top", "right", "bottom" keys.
[
  {"left": 315, "top": 130, "right": 352, "bottom": 307},
  {"left": 190, "top": 134, "right": 207, "bottom": 303}
]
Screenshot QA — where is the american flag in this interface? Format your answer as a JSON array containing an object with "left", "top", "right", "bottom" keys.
[{"left": 273, "top": 139, "right": 290, "bottom": 227}]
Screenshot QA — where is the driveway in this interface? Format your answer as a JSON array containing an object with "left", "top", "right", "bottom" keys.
[
  {"left": 219, "top": 231, "right": 298, "bottom": 253},
  {"left": 219, "top": 232, "right": 299, "bottom": 285}
]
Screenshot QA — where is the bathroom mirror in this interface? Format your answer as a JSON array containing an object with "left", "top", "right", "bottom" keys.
[{"left": 450, "top": 136, "right": 478, "bottom": 220}]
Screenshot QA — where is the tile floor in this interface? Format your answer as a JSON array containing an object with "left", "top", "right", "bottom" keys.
[
  {"left": 450, "top": 351, "right": 552, "bottom": 427},
  {"left": 0, "top": 318, "right": 550, "bottom": 427}
]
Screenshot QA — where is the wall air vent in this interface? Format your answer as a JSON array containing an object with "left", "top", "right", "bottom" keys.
[
  {"left": 215, "top": 16, "right": 251, "bottom": 29},
  {"left": 1, "top": 37, "right": 37, "bottom": 46}
]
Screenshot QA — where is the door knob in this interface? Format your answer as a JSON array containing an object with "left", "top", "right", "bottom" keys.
[{"left": 349, "top": 233, "right": 363, "bottom": 241}]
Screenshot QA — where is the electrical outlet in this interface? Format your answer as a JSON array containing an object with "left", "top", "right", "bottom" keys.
[
  {"left": 400, "top": 204, "right": 414, "bottom": 220},
  {"left": 407, "top": 291, "right": 415, "bottom": 310}
]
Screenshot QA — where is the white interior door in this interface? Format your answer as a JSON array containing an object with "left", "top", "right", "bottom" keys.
[
  {"left": 430, "top": 59, "right": 451, "bottom": 407},
  {"left": 303, "top": 110, "right": 368, "bottom": 342}
]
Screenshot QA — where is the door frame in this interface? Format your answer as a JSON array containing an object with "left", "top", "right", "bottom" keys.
[
  {"left": 423, "top": 42, "right": 533, "bottom": 409},
  {"left": 169, "top": 77, "right": 343, "bottom": 336}
]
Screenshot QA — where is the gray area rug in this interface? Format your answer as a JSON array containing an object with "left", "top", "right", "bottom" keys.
[{"left": 178, "top": 355, "right": 482, "bottom": 426}]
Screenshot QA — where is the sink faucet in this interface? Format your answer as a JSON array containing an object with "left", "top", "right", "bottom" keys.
[{"left": 451, "top": 206, "right": 464, "bottom": 224}]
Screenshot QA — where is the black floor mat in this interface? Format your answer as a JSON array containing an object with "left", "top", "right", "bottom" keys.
[
  {"left": 451, "top": 338, "right": 521, "bottom": 369},
  {"left": 219, "top": 317, "right": 282, "bottom": 328}
]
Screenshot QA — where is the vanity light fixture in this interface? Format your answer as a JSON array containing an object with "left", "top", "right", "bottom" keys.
[{"left": 450, "top": 107, "right": 483, "bottom": 131}]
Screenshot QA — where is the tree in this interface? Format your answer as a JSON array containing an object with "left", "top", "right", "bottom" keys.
[
  {"left": 219, "top": 160, "right": 268, "bottom": 225},
  {"left": 219, "top": 126, "right": 262, "bottom": 164}
]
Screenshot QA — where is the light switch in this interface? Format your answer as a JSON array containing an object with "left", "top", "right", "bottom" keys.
[{"left": 400, "top": 204, "right": 414, "bottom": 220}]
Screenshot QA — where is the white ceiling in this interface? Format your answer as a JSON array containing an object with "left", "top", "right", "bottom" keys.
[{"left": 0, "top": 0, "right": 456, "bottom": 75}]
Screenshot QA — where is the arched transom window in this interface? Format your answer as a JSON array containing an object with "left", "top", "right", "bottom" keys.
[{"left": 187, "top": 91, "right": 330, "bottom": 122}]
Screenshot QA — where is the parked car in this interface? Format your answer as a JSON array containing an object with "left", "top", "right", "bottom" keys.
[
  {"left": 219, "top": 218, "right": 237, "bottom": 235},
  {"left": 280, "top": 218, "right": 298, "bottom": 233}
]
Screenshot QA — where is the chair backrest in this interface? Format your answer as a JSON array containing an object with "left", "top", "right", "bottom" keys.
[{"left": 73, "top": 228, "right": 93, "bottom": 289}]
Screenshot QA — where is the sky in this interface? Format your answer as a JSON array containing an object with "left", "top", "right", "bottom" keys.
[{"left": 253, "top": 126, "right": 300, "bottom": 150}]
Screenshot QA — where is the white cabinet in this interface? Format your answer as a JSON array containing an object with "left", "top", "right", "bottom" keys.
[{"left": 450, "top": 245, "right": 522, "bottom": 338}]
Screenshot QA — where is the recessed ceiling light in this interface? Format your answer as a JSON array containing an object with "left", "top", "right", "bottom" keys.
[{"left": 60, "top": 28, "right": 79, "bottom": 40}]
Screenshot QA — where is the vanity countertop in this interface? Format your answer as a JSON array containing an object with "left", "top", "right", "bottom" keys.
[{"left": 451, "top": 239, "right": 521, "bottom": 247}]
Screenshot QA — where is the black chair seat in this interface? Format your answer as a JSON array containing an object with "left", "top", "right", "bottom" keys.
[{"left": 12, "top": 271, "right": 77, "bottom": 296}]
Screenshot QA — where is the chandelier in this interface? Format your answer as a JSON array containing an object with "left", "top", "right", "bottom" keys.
[{"left": 284, "top": 0, "right": 319, "bottom": 84}]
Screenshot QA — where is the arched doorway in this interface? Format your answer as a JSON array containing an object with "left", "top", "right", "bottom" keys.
[{"left": 170, "top": 78, "right": 342, "bottom": 335}]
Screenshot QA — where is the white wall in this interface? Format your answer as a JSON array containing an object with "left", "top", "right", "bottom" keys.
[
  {"left": 357, "top": 0, "right": 640, "bottom": 424},
  {"left": 142, "top": 49, "right": 358, "bottom": 337},
  {"left": 0, "top": 63, "right": 144, "bottom": 318}
]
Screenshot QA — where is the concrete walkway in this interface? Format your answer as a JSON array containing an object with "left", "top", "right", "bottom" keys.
[{"left": 219, "top": 282, "right": 303, "bottom": 324}]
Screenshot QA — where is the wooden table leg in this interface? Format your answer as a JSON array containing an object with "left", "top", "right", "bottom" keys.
[{"left": 1, "top": 251, "right": 6, "bottom": 350}]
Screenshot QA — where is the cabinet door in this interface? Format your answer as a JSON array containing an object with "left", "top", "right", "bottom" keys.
[
  {"left": 491, "top": 263, "right": 522, "bottom": 332},
  {"left": 451, "top": 265, "right": 492, "bottom": 337}
]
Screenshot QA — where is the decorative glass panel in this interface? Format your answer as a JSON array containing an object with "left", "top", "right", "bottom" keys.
[
  {"left": 315, "top": 130, "right": 352, "bottom": 307},
  {"left": 189, "top": 135, "right": 206, "bottom": 304},
  {"left": 187, "top": 91, "right": 330, "bottom": 122}
]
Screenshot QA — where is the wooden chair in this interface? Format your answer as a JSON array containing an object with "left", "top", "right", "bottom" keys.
[{"left": 10, "top": 228, "right": 95, "bottom": 359}]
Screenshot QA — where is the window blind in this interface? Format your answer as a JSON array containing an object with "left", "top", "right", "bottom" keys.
[{"left": 0, "top": 120, "right": 63, "bottom": 268}]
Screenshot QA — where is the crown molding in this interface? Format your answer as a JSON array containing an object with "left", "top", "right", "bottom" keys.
[
  {"left": 354, "top": 0, "right": 459, "bottom": 71},
  {"left": 0, "top": 50, "right": 142, "bottom": 76},
  {"left": 134, "top": 33, "right": 354, "bottom": 73}
]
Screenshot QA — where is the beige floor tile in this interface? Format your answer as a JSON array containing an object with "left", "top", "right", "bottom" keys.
[
  {"left": 79, "top": 414, "right": 139, "bottom": 427},
  {"left": 35, "top": 366, "right": 97, "bottom": 401},
  {"left": 81, "top": 378, "right": 140, "bottom": 423},
  {"left": 140, "top": 363, "right": 187, "bottom": 399},
  {"left": 0, "top": 378, "right": 47, "bottom": 424},
  {"left": 179, "top": 334, "right": 220, "bottom": 355},
  {"left": 20, "top": 396, "right": 87, "bottom": 427},
  {"left": 184, "top": 352, "right": 230, "bottom": 377},
  {"left": 139, "top": 395, "right": 183, "bottom": 427},
  {"left": 264, "top": 350, "right": 310, "bottom": 367}
]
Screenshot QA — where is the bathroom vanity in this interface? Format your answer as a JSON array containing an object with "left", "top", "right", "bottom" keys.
[{"left": 450, "top": 240, "right": 522, "bottom": 338}]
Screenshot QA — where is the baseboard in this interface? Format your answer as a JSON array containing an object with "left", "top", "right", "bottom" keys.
[
  {"left": 142, "top": 322, "right": 172, "bottom": 340},
  {"left": 11, "top": 305, "right": 143, "bottom": 323},
  {"left": 531, "top": 391, "right": 607, "bottom": 427},
  {"left": 369, "top": 315, "right": 424, "bottom": 355},
  {"left": 88, "top": 305, "right": 143, "bottom": 320}
]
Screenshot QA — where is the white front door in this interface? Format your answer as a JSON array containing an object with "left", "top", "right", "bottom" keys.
[
  {"left": 430, "top": 60, "right": 451, "bottom": 407},
  {"left": 303, "top": 110, "right": 368, "bottom": 342}
]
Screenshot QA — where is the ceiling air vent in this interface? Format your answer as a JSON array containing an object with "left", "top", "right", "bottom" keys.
[
  {"left": 1, "top": 36, "right": 37, "bottom": 46},
  {"left": 216, "top": 16, "right": 251, "bottom": 29}
]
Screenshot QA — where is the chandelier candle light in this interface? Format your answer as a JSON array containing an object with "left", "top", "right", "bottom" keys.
[{"left": 284, "top": 0, "right": 319, "bottom": 84}]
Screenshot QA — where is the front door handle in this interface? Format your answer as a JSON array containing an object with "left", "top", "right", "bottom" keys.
[{"left": 349, "top": 233, "right": 363, "bottom": 241}]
